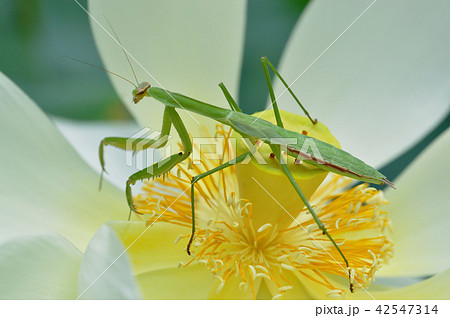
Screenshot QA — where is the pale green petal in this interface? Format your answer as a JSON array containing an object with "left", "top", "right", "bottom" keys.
[
  {"left": 378, "top": 128, "right": 450, "bottom": 277},
  {"left": 368, "top": 268, "right": 450, "bottom": 300},
  {"left": 108, "top": 221, "right": 284, "bottom": 299},
  {"left": 275, "top": 1, "right": 450, "bottom": 166},
  {"left": 298, "top": 270, "right": 450, "bottom": 300},
  {"left": 107, "top": 221, "right": 192, "bottom": 274},
  {"left": 212, "top": 270, "right": 312, "bottom": 300},
  {"left": 89, "top": 0, "right": 246, "bottom": 139},
  {"left": 0, "top": 73, "right": 128, "bottom": 250},
  {"left": 277, "top": 272, "right": 313, "bottom": 300},
  {"left": 77, "top": 224, "right": 141, "bottom": 299},
  {"left": 209, "top": 276, "right": 257, "bottom": 300},
  {"left": 0, "top": 233, "right": 82, "bottom": 299},
  {"left": 256, "top": 281, "right": 275, "bottom": 300},
  {"left": 137, "top": 265, "right": 215, "bottom": 299},
  {"left": 108, "top": 221, "right": 216, "bottom": 299},
  {"left": 277, "top": 271, "right": 336, "bottom": 300},
  {"left": 232, "top": 271, "right": 312, "bottom": 300}
]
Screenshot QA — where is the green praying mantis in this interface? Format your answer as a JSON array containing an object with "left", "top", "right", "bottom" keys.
[{"left": 98, "top": 57, "right": 394, "bottom": 291}]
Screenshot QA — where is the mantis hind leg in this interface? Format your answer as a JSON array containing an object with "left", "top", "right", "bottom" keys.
[
  {"left": 218, "top": 82, "right": 242, "bottom": 113},
  {"left": 98, "top": 106, "right": 173, "bottom": 190},
  {"left": 261, "top": 57, "right": 317, "bottom": 125},
  {"left": 270, "top": 144, "right": 353, "bottom": 292},
  {"left": 187, "top": 151, "right": 251, "bottom": 255}
]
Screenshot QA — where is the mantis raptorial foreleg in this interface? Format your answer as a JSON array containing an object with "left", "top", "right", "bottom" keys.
[
  {"left": 187, "top": 151, "right": 252, "bottom": 255},
  {"left": 261, "top": 57, "right": 317, "bottom": 124},
  {"left": 98, "top": 106, "right": 173, "bottom": 190},
  {"left": 126, "top": 107, "right": 192, "bottom": 213}
]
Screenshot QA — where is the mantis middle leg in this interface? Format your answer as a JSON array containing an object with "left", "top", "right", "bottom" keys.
[{"left": 187, "top": 151, "right": 252, "bottom": 255}]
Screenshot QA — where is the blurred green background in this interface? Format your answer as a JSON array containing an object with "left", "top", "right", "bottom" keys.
[
  {"left": 0, "top": 0, "right": 310, "bottom": 120},
  {"left": 0, "top": 0, "right": 128, "bottom": 120}
]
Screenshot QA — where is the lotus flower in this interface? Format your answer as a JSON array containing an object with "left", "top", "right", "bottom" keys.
[{"left": 0, "top": 0, "right": 449, "bottom": 299}]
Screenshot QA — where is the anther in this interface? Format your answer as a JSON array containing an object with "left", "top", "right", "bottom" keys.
[
  {"left": 272, "top": 294, "right": 282, "bottom": 300},
  {"left": 280, "top": 263, "right": 295, "bottom": 271},
  {"left": 335, "top": 218, "right": 343, "bottom": 229},
  {"left": 214, "top": 276, "right": 225, "bottom": 294},
  {"left": 276, "top": 255, "right": 289, "bottom": 262},
  {"left": 255, "top": 265, "right": 269, "bottom": 274},
  {"left": 326, "top": 289, "right": 344, "bottom": 299},
  {"left": 255, "top": 273, "right": 270, "bottom": 280},
  {"left": 354, "top": 202, "right": 361, "bottom": 215},
  {"left": 346, "top": 202, "right": 354, "bottom": 214},
  {"left": 248, "top": 265, "right": 256, "bottom": 278},
  {"left": 257, "top": 223, "right": 272, "bottom": 233},
  {"left": 174, "top": 234, "right": 183, "bottom": 245}
]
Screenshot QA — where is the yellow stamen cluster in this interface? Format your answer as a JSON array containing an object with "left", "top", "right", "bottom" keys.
[{"left": 133, "top": 126, "right": 393, "bottom": 299}]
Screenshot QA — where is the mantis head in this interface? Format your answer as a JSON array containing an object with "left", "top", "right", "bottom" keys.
[{"left": 132, "top": 82, "right": 151, "bottom": 104}]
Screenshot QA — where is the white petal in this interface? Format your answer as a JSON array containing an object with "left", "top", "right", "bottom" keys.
[
  {"left": 0, "top": 233, "right": 82, "bottom": 299},
  {"left": 107, "top": 221, "right": 191, "bottom": 274},
  {"left": 369, "top": 268, "right": 450, "bottom": 300},
  {"left": 378, "top": 128, "right": 450, "bottom": 276},
  {"left": 54, "top": 117, "right": 139, "bottom": 189},
  {"left": 0, "top": 72, "right": 128, "bottom": 250},
  {"left": 77, "top": 224, "right": 141, "bottom": 299},
  {"left": 107, "top": 221, "right": 216, "bottom": 299},
  {"left": 89, "top": 0, "right": 246, "bottom": 139},
  {"left": 274, "top": 1, "right": 450, "bottom": 166}
]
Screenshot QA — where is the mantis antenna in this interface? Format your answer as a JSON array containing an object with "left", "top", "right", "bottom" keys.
[
  {"left": 63, "top": 56, "right": 136, "bottom": 88},
  {"left": 105, "top": 18, "right": 140, "bottom": 86},
  {"left": 63, "top": 54, "right": 137, "bottom": 191}
]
